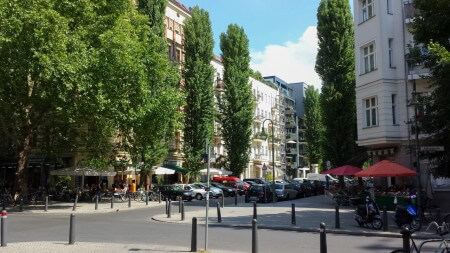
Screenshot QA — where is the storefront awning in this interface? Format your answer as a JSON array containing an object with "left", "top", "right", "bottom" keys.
[
  {"left": 50, "top": 167, "right": 116, "bottom": 177},
  {"left": 163, "top": 164, "right": 187, "bottom": 173}
]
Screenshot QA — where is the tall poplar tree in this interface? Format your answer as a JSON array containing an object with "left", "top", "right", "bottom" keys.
[
  {"left": 304, "top": 86, "right": 323, "bottom": 167},
  {"left": 219, "top": 24, "right": 255, "bottom": 176},
  {"left": 182, "top": 7, "right": 215, "bottom": 178},
  {"left": 315, "top": 0, "right": 357, "bottom": 167}
]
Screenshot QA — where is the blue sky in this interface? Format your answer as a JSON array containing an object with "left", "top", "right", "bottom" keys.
[{"left": 179, "top": 0, "right": 353, "bottom": 89}]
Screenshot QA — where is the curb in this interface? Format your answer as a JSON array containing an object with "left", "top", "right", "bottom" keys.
[{"left": 151, "top": 214, "right": 438, "bottom": 240}]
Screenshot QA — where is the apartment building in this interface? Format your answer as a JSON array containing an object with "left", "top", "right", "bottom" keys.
[
  {"left": 264, "top": 76, "right": 308, "bottom": 177},
  {"left": 353, "top": 0, "right": 432, "bottom": 185},
  {"left": 163, "top": 0, "right": 191, "bottom": 167}
]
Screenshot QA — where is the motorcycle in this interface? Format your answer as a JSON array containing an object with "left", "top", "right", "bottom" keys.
[
  {"left": 355, "top": 196, "right": 383, "bottom": 230},
  {"left": 393, "top": 195, "right": 421, "bottom": 231}
]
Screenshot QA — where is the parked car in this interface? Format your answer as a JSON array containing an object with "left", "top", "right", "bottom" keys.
[
  {"left": 178, "top": 184, "right": 210, "bottom": 200},
  {"left": 286, "top": 180, "right": 304, "bottom": 198},
  {"left": 293, "top": 178, "right": 305, "bottom": 184},
  {"left": 211, "top": 182, "right": 236, "bottom": 197},
  {"left": 274, "top": 183, "right": 298, "bottom": 200},
  {"left": 246, "top": 184, "right": 274, "bottom": 203},
  {"left": 243, "top": 178, "right": 268, "bottom": 185},
  {"left": 213, "top": 177, "right": 245, "bottom": 196},
  {"left": 152, "top": 185, "right": 193, "bottom": 201},
  {"left": 192, "top": 183, "right": 223, "bottom": 198},
  {"left": 243, "top": 181, "right": 252, "bottom": 190}
]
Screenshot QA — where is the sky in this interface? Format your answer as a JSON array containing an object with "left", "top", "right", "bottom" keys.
[{"left": 179, "top": 0, "right": 324, "bottom": 90}]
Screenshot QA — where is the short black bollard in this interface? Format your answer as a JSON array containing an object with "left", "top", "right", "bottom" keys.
[
  {"left": 436, "top": 208, "right": 441, "bottom": 224},
  {"left": 264, "top": 187, "right": 267, "bottom": 203},
  {"left": 191, "top": 217, "right": 197, "bottom": 252},
  {"left": 253, "top": 202, "right": 257, "bottom": 220},
  {"left": 235, "top": 193, "right": 238, "bottom": 206},
  {"left": 401, "top": 226, "right": 412, "bottom": 252},
  {"left": 179, "top": 197, "right": 182, "bottom": 213},
  {"left": 73, "top": 195, "right": 78, "bottom": 212},
  {"left": 221, "top": 193, "right": 225, "bottom": 208},
  {"left": 335, "top": 205, "right": 340, "bottom": 229},
  {"left": 159, "top": 192, "right": 161, "bottom": 203},
  {"left": 216, "top": 202, "right": 222, "bottom": 223},
  {"left": 128, "top": 195, "right": 131, "bottom": 208},
  {"left": 2, "top": 196, "right": 5, "bottom": 210},
  {"left": 320, "top": 222, "right": 327, "bottom": 253},
  {"left": 19, "top": 198, "right": 23, "bottom": 212},
  {"left": 1, "top": 210, "right": 7, "bottom": 247},
  {"left": 245, "top": 191, "right": 249, "bottom": 203},
  {"left": 145, "top": 192, "right": 149, "bottom": 206},
  {"left": 181, "top": 202, "right": 185, "bottom": 221},
  {"left": 252, "top": 219, "right": 258, "bottom": 253},
  {"left": 95, "top": 195, "right": 98, "bottom": 210},
  {"left": 68, "top": 213, "right": 75, "bottom": 245},
  {"left": 383, "top": 206, "right": 388, "bottom": 231},
  {"left": 165, "top": 198, "right": 168, "bottom": 215},
  {"left": 168, "top": 199, "right": 171, "bottom": 218},
  {"left": 291, "top": 203, "right": 296, "bottom": 225},
  {"left": 45, "top": 196, "right": 48, "bottom": 212},
  {"left": 110, "top": 195, "right": 114, "bottom": 209}
]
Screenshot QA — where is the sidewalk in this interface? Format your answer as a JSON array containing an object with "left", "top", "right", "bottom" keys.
[
  {"left": 152, "top": 196, "right": 437, "bottom": 239},
  {"left": 0, "top": 241, "right": 240, "bottom": 253},
  {"left": 4, "top": 199, "right": 164, "bottom": 215}
]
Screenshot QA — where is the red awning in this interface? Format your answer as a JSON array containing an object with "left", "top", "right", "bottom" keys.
[
  {"left": 320, "top": 165, "right": 362, "bottom": 176},
  {"left": 354, "top": 160, "right": 417, "bottom": 177}
]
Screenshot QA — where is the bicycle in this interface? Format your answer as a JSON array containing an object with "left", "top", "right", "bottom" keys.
[
  {"left": 422, "top": 195, "right": 441, "bottom": 223},
  {"left": 390, "top": 222, "right": 450, "bottom": 253}
]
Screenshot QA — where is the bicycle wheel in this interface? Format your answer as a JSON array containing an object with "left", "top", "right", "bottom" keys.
[
  {"left": 390, "top": 250, "right": 407, "bottom": 253},
  {"left": 423, "top": 206, "right": 439, "bottom": 223}
]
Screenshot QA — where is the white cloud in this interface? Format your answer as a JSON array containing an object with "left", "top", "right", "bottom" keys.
[{"left": 250, "top": 26, "right": 321, "bottom": 90}]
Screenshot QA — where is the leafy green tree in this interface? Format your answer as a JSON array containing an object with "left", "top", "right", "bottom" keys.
[
  {"left": 219, "top": 24, "right": 255, "bottom": 176},
  {"left": 182, "top": 7, "right": 215, "bottom": 178},
  {"left": 315, "top": 0, "right": 358, "bottom": 167},
  {"left": 411, "top": 0, "right": 450, "bottom": 177},
  {"left": 304, "top": 86, "right": 323, "bottom": 167},
  {"left": 0, "top": 0, "right": 162, "bottom": 195}
]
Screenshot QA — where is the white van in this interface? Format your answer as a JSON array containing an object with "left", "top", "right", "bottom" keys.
[{"left": 307, "top": 173, "right": 337, "bottom": 182}]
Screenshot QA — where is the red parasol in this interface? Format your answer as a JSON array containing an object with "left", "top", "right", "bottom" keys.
[
  {"left": 354, "top": 160, "right": 417, "bottom": 177},
  {"left": 320, "top": 165, "right": 362, "bottom": 176}
]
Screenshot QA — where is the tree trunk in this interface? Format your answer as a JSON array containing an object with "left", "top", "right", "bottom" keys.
[{"left": 15, "top": 129, "right": 32, "bottom": 197}]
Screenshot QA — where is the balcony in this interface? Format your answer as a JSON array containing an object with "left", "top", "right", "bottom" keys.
[
  {"left": 253, "top": 154, "right": 268, "bottom": 163},
  {"left": 253, "top": 132, "right": 265, "bottom": 143},
  {"left": 403, "top": 0, "right": 415, "bottom": 24},
  {"left": 285, "top": 118, "right": 296, "bottom": 128},
  {"left": 253, "top": 115, "right": 264, "bottom": 123},
  {"left": 215, "top": 79, "right": 224, "bottom": 91},
  {"left": 285, "top": 107, "right": 295, "bottom": 114},
  {"left": 408, "top": 65, "right": 430, "bottom": 80}
]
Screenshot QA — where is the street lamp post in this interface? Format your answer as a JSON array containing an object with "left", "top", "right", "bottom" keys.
[
  {"left": 261, "top": 119, "right": 276, "bottom": 204},
  {"left": 407, "top": 81, "right": 422, "bottom": 219}
]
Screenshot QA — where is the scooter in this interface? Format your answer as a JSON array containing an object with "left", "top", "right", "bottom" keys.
[
  {"left": 355, "top": 196, "right": 383, "bottom": 230},
  {"left": 393, "top": 195, "right": 422, "bottom": 231}
]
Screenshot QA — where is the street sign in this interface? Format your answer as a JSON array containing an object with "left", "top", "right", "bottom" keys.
[{"left": 420, "top": 146, "right": 444, "bottom": 152}]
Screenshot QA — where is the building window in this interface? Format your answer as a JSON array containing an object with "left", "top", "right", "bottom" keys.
[
  {"left": 387, "top": 0, "right": 393, "bottom": 14},
  {"left": 362, "top": 43, "right": 376, "bottom": 73},
  {"left": 362, "top": 0, "right": 374, "bottom": 22},
  {"left": 388, "top": 39, "right": 394, "bottom": 68},
  {"left": 364, "top": 97, "right": 378, "bottom": 127},
  {"left": 391, "top": 94, "right": 397, "bottom": 125}
]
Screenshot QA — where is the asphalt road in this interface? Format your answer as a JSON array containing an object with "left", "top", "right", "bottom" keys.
[{"left": 5, "top": 197, "right": 417, "bottom": 252}]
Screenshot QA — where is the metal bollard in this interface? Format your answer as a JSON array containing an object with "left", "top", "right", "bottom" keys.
[
  {"left": 383, "top": 206, "right": 388, "bottom": 231},
  {"left": 146, "top": 192, "right": 149, "bottom": 206},
  {"left": 1, "top": 210, "right": 7, "bottom": 247},
  {"left": 159, "top": 192, "right": 161, "bottom": 203},
  {"left": 181, "top": 202, "right": 185, "bottom": 221},
  {"left": 110, "top": 195, "right": 114, "bottom": 209},
  {"left": 216, "top": 202, "right": 222, "bottom": 223},
  {"left": 20, "top": 198, "right": 23, "bottom": 212},
  {"left": 191, "top": 217, "right": 197, "bottom": 252},
  {"left": 253, "top": 202, "right": 257, "bottom": 220},
  {"left": 401, "top": 227, "right": 412, "bottom": 252},
  {"left": 68, "top": 213, "right": 75, "bottom": 245},
  {"left": 2, "top": 197, "right": 5, "bottom": 210},
  {"left": 252, "top": 219, "right": 258, "bottom": 253},
  {"left": 320, "top": 222, "right": 327, "bottom": 253},
  {"left": 168, "top": 199, "right": 171, "bottom": 218},
  {"left": 292, "top": 203, "right": 296, "bottom": 225},
  {"left": 73, "top": 195, "right": 78, "bottom": 212},
  {"left": 179, "top": 197, "right": 182, "bottom": 213},
  {"left": 235, "top": 193, "right": 238, "bottom": 206},
  {"left": 264, "top": 187, "right": 267, "bottom": 203},
  {"left": 437, "top": 208, "right": 441, "bottom": 224},
  {"left": 335, "top": 205, "right": 340, "bottom": 229},
  {"left": 165, "top": 198, "right": 168, "bottom": 215},
  {"left": 45, "top": 196, "right": 48, "bottom": 212},
  {"left": 95, "top": 195, "right": 98, "bottom": 210},
  {"left": 128, "top": 195, "right": 131, "bottom": 208},
  {"left": 221, "top": 193, "right": 225, "bottom": 208}
]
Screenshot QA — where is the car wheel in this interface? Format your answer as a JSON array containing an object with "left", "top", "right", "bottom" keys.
[
  {"left": 371, "top": 218, "right": 383, "bottom": 230},
  {"left": 195, "top": 193, "right": 202, "bottom": 200}
]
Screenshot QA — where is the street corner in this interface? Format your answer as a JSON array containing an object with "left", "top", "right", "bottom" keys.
[{"left": 151, "top": 213, "right": 193, "bottom": 224}]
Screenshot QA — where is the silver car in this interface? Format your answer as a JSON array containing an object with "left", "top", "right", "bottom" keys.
[
  {"left": 179, "top": 184, "right": 211, "bottom": 200},
  {"left": 193, "top": 183, "right": 223, "bottom": 198}
]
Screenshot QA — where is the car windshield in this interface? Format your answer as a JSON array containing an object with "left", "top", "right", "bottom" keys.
[
  {"left": 189, "top": 184, "right": 200, "bottom": 189},
  {"left": 213, "top": 183, "right": 224, "bottom": 187},
  {"left": 170, "top": 185, "right": 183, "bottom": 191},
  {"left": 275, "top": 184, "right": 284, "bottom": 189}
]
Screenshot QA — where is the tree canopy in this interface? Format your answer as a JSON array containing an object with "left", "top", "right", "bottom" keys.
[{"left": 304, "top": 86, "right": 323, "bottom": 166}]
